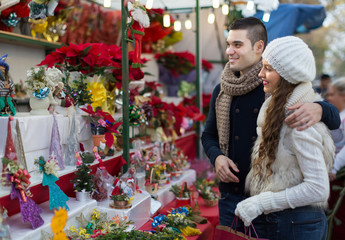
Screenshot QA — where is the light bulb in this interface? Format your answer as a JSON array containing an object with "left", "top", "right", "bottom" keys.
[
  {"left": 174, "top": 20, "right": 181, "bottom": 31},
  {"left": 185, "top": 19, "right": 192, "bottom": 29},
  {"left": 104, "top": 0, "right": 111, "bottom": 8},
  {"left": 213, "top": 0, "right": 219, "bottom": 9},
  {"left": 163, "top": 13, "right": 171, "bottom": 27},
  {"left": 145, "top": 0, "right": 153, "bottom": 9},
  {"left": 222, "top": 4, "right": 229, "bottom": 15},
  {"left": 262, "top": 12, "right": 271, "bottom": 22},
  {"left": 246, "top": 0, "right": 254, "bottom": 11},
  {"left": 208, "top": 12, "right": 215, "bottom": 24}
]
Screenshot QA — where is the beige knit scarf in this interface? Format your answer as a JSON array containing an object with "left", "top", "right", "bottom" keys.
[{"left": 215, "top": 61, "right": 263, "bottom": 156}]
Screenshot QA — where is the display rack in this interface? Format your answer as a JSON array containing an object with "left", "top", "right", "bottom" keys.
[{"left": 0, "top": 30, "right": 63, "bottom": 50}]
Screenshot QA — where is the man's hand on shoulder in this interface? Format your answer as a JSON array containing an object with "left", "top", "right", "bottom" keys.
[
  {"left": 285, "top": 102, "right": 322, "bottom": 131},
  {"left": 215, "top": 155, "right": 239, "bottom": 183}
]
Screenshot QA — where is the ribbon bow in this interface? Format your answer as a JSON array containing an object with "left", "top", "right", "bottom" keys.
[
  {"left": 33, "top": 87, "right": 50, "bottom": 99},
  {"left": 10, "top": 169, "right": 31, "bottom": 202}
]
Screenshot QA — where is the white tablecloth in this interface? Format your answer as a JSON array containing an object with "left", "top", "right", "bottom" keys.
[
  {"left": 0, "top": 114, "right": 93, "bottom": 172},
  {"left": 7, "top": 198, "right": 97, "bottom": 240}
]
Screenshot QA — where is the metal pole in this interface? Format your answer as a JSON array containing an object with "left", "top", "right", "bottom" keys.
[
  {"left": 195, "top": 0, "right": 202, "bottom": 159},
  {"left": 121, "top": 0, "right": 129, "bottom": 173}
]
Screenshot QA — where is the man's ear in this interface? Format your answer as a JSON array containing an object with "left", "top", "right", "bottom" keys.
[{"left": 255, "top": 40, "right": 265, "bottom": 54}]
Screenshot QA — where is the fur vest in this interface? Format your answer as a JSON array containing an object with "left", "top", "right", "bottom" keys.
[{"left": 246, "top": 82, "right": 334, "bottom": 207}]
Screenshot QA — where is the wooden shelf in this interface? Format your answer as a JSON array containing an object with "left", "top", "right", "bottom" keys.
[{"left": 0, "top": 30, "right": 63, "bottom": 49}]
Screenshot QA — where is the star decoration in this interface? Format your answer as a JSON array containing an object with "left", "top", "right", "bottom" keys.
[
  {"left": 75, "top": 213, "right": 88, "bottom": 227},
  {"left": 41, "top": 230, "right": 53, "bottom": 240}
]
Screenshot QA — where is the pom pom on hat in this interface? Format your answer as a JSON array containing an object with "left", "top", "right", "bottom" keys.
[
  {"left": 262, "top": 36, "right": 316, "bottom": 84},
  {"left": 0, "top": 54, "right": 9, "bottom": 71}
]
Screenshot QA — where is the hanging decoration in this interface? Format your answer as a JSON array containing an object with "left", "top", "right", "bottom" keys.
[
  {"left": 0, "top": 0, "right": 30, "bottom": 32},
  {"left": 64, "top": 113, "right": 79, "bottom": 166},
  {"left": 35, "top": 156, "right": 69, "bottom": 211},
  {"left": 49, "top": 113, "right": 65, "bottom": 170},
  {"left": 128, "top": 1, "right": 150, "bottom": 68},
  {"left": 2, "top": 157, "right": 44, "bottom": 229}
]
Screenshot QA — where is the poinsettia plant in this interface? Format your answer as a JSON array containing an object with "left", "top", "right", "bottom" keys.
[
  {"left": 155, "top": 51, "right": 213, "bottom": 77},
  {"left": 81, "top": 104, "right": 122, "bottom": 148},
  {"left": 38, "top": 43, "right": 147, "bottom": 90}
]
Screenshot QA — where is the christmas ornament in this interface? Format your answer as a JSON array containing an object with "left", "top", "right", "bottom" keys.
[
  {"left": 15, "top": 119, "right": 27, "bottom": 170},
  {"left": 51, "top": 208, "right": 68, "bottom": 240},
  {"left": 128, "top": 1, "right": 150, "bottom": 68},
  {"left": 64, "top": 113, "right": 79, "bottom": 166},
  {"left": 35, "top": 156, "right": 69, "bottom": 211},
  {"left": 49, "top": 113, "right": 65, "bottom": 170},
  {"left": 3, "top": 158, "right": 44, "bottom": 229}
]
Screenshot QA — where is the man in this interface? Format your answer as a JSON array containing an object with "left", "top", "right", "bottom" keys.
[
  {"left": 315, "top": 73, "right": 331, "bottom": 98},
  {"left": 201, "top": 17, "right": 340, "bottom": 231}
]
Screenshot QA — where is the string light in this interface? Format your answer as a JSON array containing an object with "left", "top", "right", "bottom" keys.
[
  {"left": 213, "top": 0, "right": 220, "bottom": 9},
  {"left": 185, "top": 14, "right": 192, "bottom": 30},
  {"left": 145, "top": 0, "right": 153, "bottom": 9},
  {"left": 103, "top": 0, "right": 111, "bottom": 8},
  {"left": 246, "top": 0, "right": 254, "bottom": 11},
  {"left": 222, "top": 4, "right": 229, "bottom": 15},
  {"left": 163, "top": 8, "right": 171, "bottom": 27},
  {"left": 208, "top": 11, "right": 215, "bottom": 24},
  {"left": 262, "top": 12, "right": 271, "bottom": 22},
  {"left": 174, "top": 15, "right": 181, "bottom": 31}
]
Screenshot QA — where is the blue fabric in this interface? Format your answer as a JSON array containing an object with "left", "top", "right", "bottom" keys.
[
  {"left": 218, "top": 192, "right": 246, "bottom": 232},
  {"left": 254, "top": 4, "right": 326, "bottom": 43},
  {"left": 252, "top": 206, "right": 327, "bottom": 240}
]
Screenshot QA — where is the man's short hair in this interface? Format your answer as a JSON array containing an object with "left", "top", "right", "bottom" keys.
[
  {"left": 229, "top": 17, "right": 268, "bottom": 48},
  {"left": 321, "top": 73, "right": 331, "bottom": 80}
]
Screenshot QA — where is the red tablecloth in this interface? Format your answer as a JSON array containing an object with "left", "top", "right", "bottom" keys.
[
  {"left": 140, "top": 196, "right": 219, "bottom": 240},
  {"left": 0, "top": 155, "right": 126, "bottom": 216}
]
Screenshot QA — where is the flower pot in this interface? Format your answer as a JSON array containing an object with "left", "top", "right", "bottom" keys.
[
  {"left": 204, "top": 198, "right": 218, "bottom": 207},
  {"left": 91, "top": 125, "right": 106, "bottom": 135},
  {"left": 176, "top": 197, "right": 191, "bottom": 208},
  {"left": 113, "top": 200, "right": 129, "bottom": 206},
  {"left": 76, "top": 191, "right": 91, "bottom": 201},
  {"left": 29, "top": 96, "right": 50, "bottom": 115},
  {"left": 92, "top": 134, "right": 105, "bottom": 147},
  {"left": 145, "top": 183, "right": 159, "bottom": 194}
]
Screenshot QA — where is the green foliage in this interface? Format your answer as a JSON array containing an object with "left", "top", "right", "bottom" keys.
[
  {"left": 97, "top": 227, "right": 184, "bottom": 240},
  {"left": 169, "top": 184, "right": 190, "bottom": 198},
  {"left": 62, "top": 72, "right": 92, "bottom": 107},
  {"left": 110, "top": 194, "right": 129, "bottom": 202},
  {"left": 71, "top": 163, "right": 94, "bottom": 192}
]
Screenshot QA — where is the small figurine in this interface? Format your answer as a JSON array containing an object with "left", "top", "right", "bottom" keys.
[{"left": 0, "top": 54, "right": 16, "bottom": 116}]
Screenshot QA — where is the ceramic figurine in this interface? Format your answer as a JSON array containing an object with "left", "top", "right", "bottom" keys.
[{"left": 0, "top": 54, "right": 16, "bottom": 116}]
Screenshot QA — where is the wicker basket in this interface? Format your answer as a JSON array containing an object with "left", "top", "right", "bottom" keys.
[
  {"left": 204, "top": 198, "right": 218, "bottom": 207},
  {"left": 145, "top": 168, "right": 159, "bottom": 194}
]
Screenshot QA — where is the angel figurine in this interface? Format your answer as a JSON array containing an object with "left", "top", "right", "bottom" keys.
[{"left": 0, "top": 54, "right": 16, "bottom": 116}]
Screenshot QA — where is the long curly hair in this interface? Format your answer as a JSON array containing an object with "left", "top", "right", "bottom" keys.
[{"left": 253, "top": 78, "right": 297, "bottom": 178}]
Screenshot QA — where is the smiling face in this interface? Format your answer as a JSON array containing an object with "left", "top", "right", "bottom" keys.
[
  {"left": 258, "top": 58, "right": 281, "bottom": 93},
  {"left": 327, "top": 85, "right": 345, "bottom": 112},
  {"left": 226, "top": 29, "right": 263, "bottom": 76}
]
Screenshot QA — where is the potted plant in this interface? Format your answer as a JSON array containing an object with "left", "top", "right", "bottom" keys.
[
  {"left": 81, "top": 104, "right": 122, "bottom": 148},
  {"left": 110, "top": 193, "right": 130, "bottom": 207},
  {"left": 145, "top": 166, "right": 159, "bottom": 194},
  {"left": 25, "top": 66, "right": 65, "bottom": 115},
  {"left": 71, "top": 162, "right": 94, "bottom": 201},
  {"left": 170, "top": 182, "right": 191, "bottom": 208},
  {"left": 195, "top": 179, "right": 219, "bottom": 207}
]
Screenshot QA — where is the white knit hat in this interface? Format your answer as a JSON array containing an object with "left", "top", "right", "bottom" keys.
[{"left": 262, "top": 36, "right": 316, "bottom": 84}]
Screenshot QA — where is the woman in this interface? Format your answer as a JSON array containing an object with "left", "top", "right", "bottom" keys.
[
  {"left": 327, "top": 78, "right": 345, "bottom": 181},
  {"left": 235, "top": 36, "right": 334, "bottom": 240}
]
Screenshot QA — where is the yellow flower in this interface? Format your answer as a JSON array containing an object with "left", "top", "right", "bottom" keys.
[
  {"left": 180, "top": 226, "right": 202, "bottom": 236},
  {"left": 91, "top": 209, "right": 100, "bottom": 221},
  {"left": 88, "top": 81, "right": 107, "bottom": 109},
  {"left": 69, "top": 226, "right": 78, "bottom": 233}
]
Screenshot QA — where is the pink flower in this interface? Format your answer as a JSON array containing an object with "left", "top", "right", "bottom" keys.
[{"left": 98, "top": 119, "right": 106, "bottom": 127}]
